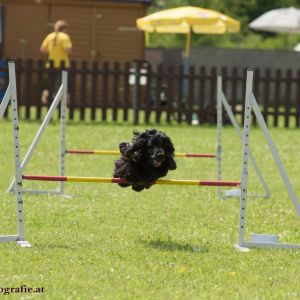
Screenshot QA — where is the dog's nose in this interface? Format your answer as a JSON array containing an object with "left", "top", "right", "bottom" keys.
[{"left": 156, "top": 152, "right": 165, "bottom": 160}]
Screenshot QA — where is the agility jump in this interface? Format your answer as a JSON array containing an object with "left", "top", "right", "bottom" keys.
[
  {"left": 2, "top": 62, "right": 300, "bottom": 251},
  {"left": 235, "top": 70, "right": 300, "bottom": 251}
]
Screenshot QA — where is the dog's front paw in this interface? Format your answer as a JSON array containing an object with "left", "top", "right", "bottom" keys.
[
  {"left": 118, "top": 183, "right": 131, "bottom": 188},
  {"left": 132, "top": 184, "right": 144, "bottom": 192}
]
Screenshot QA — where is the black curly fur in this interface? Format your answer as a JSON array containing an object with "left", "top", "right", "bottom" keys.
[{"left": 113, "top": 129, "right": 177, "bottom": 192}]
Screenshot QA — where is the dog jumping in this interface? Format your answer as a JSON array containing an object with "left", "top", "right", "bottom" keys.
[{"left": 113, "top": 129, "right": 177, "bottom": 192}]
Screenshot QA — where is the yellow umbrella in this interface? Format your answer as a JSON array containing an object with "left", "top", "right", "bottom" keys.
[{"left": 136, "top": 6, "right": 240, "bottom": 57}]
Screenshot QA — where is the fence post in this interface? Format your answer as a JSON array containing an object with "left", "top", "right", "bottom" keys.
[
  {"left": 132, "top": 60, "right": 140, "bottom": 125},
  {"left": 123, "top": 62, "right": 130, "bottom": 122},
  {"left": 102, "top": 61, "right": 109, "bottom": 121},
  {"left": 112, "top": 62, "right": 120, "bottom": 122},
  {"left": 25, "top": 59, "right": 33, "bottom": 120},
  {"left": 187, "top": 65, "right": 194, "bottom": 124},
  {"left": 209, "top": 67, "right": 217, "bottom": 124},
  {"left": 144, "top": 63, "right": 152, "bottom": 124},
  {"left": 91, "top": 61, "right": 98, "bottom": 121},
  {"left": 80, "top": 61, "right": 87, "bottom": 121},
  {"left": 284, "top": 69, "right": 292, "bottom": 128},
  {"left": 198, "top": 66, "right": 205, "bottom": 124},
  {"left": 68, "top": 60, "right": 76, "bottom": 120},
  {"left": 274, "top": 69, "right": 281, "bottom": 127},
  {"left": 296, "top": 70, "right": 300, "bottom": 128}
]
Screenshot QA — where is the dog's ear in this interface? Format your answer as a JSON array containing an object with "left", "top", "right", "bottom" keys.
[
  {"left": 119, "top": 142, "right": 131, "bottom": 155},
  {"left": 163, "top": 137, "right": 175, "bottom": 154},
  {"left": 146, "top": 129, "right": 157, "bottom": 136},
  {"left": 132, "top": 130, "right": 141, "bottom": 139},
  {"left": 167, "top": 156, "right": 177, "bottom": 170}
]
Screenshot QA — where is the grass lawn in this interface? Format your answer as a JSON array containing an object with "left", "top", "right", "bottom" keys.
[{"left": 0, "top": 116, "right": 300, "bottom": 299}]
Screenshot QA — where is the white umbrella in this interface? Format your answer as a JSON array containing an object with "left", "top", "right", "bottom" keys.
[
  {"left": 249, "top": 7, "right": 300, "bottom": 33},
  {"left": 294, "top": 42, "right": 300, "bottom": 51}
]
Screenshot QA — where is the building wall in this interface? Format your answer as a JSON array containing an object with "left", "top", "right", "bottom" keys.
[{"left": 2, "top": 0, "right": 147, "bottom": 63}]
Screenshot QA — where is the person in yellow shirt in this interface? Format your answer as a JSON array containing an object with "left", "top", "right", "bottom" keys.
[
  {"left": 40, "top": 20, "right": 72, "bottom": 103},
  {"left": 40, "top": 20, "right": 72, "bottom": 68}
]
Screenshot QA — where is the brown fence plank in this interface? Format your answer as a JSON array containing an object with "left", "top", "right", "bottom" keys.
[
  {"left": 176, "top": 65, "right": 184, "bottom": 124},
  {"left": 68, "top": 61, "right": 76, "bottom": 120},
  {"left": 221, "top": 67, "right": 228, "bottom": 124},
  {"left": 241, "top": 68, "right": 248, "bottom": 125},
  {"left": 36, "top": 59, "right": 44, "bottom": 120},
  {"left": 166, "top": 65, "right": 174, "bottom": 124},
  {"left": 79, "top": 61, "right": 87, "bottom": 121},
  {"left": 208, "top": 67, "right": 217, "bottom": 124},
  {"left": 123, "top": 62, "right": 130, "bottom": 122},
  {"left": 91, "top": 61, "right": 98, "bottom": 121},
  {"left": 273, "top": 69, "right": 281, "bottom": 127},
  {"left": 144, "top": 63, "right": 152, "bottom": 124},
  {"left": 25, "top": 59, "right": 33, "bottom": 119},
  {"left": 112, "top": 62, "right": 120, "bottom": 122},
  {"left": 284, "top": 69, "right": 292, "bottom": 128},
  {"left": 296, "top": 70, "right": 300, "bottom": 128},
  {"left": 231, "top": 67, "right": 238, "bottom": 117},
  {"left": 187, "top": 65, "right": 195, "bottom": 124},
  {"left": 155, "top": 64, "right": 163, "bottom": 124},
  {"left": 101, "top": 61, "right": 109, "bottom": 121},
  {"left": 198, "top": 66, "right": 205, "bottom": 124},
  {"left": 263, "top": 68, "right": 271, "bottom": 126}
]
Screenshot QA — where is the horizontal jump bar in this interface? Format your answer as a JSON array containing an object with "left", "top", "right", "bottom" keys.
[
  {"left": 66, "top": 149, "right": 216, "bottom": 158},
  {"left": 22, "top": 175, "right": 240, "bottom": 187}
]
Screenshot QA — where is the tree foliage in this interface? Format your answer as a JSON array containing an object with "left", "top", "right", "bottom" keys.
[{"left": 146, "top": 0, "right": 300, "bottom": 50}]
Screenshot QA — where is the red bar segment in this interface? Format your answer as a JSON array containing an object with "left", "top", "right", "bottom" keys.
[
  {"left": 66, "top": 149, "right": 94, "bottom": 154},
  {"left": 22, "top": 175, "right": 68, "bottom": 182},
  {"left": 185, "top": 153, "right": 216, "bottom": 158},
  {"left": 199, "top": 180, "right": 240, "bottom": 187},
  {"left": 111, "top": 178, "right": 128, "bottom": 184}
]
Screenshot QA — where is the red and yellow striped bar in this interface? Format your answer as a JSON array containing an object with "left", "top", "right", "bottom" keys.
[
  {"left": 22, "top": 175, "right": 240, "bottom": 187},
  {"left": 66, "top": 149, "right": 216, "bottom": 158}
]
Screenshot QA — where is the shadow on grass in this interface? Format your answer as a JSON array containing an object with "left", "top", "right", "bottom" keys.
[
  {"left": 139, "top": 238, "right": 209, "bottom": 253},
  {"left": 36, "top": 243, "right": 77, "bottom": 250}
]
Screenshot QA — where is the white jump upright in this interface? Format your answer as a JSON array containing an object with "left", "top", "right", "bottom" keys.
[
  {"left": 217, "top": 76, "right": 270, "bottom": 199},
  {"left": 0, "top": 62, "right": 31, "bottom": 247},
  {"left": 8, "top": 71, "right": 68, "bottom": 195},
  {"left": 235, "top": 70, "right": 300, "bottom": 251}
]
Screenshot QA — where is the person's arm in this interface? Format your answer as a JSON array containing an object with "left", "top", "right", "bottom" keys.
[
  {"left": 40, "top": 46, "right": 48, "bottom": 54},
  {"left": 65, "top": 47, "right": 72, "bottom": 55},
  {"left": 40, "top": 35, "right": 49, "bottom": 54},
  {"left": 64, "top": 35, "right": 72, "bottom": 55}
]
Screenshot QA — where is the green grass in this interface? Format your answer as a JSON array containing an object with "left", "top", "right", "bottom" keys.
[{"left": 0, "top": 119, "right": 300, "bottom": 299}]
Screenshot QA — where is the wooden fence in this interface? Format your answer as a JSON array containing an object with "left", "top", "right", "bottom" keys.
[{"left": 1, "top": 58, "right": 300, "bottom": 127}]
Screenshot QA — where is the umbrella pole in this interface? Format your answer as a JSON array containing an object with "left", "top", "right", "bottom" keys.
[{"left": 184, "top": 30, "right": 191, "bottom": 57}]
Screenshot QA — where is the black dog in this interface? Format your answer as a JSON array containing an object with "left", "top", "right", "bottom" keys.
[{"left": 113, "top": 129, "right": 177, "bottom": 192}]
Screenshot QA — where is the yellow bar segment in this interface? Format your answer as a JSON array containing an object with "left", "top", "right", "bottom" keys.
[
  {"left": 67, "top": 176, "right": 114, "bottom": 183},
  {"left": 93, "top": 150, "right": 120, "bottom": 155}
]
